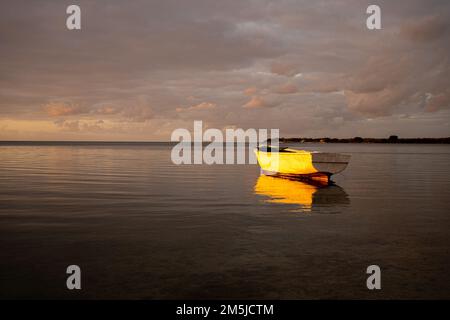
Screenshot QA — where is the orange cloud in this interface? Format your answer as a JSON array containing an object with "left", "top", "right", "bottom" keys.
[
  {"left": 243, "top": 96, "right": 267, "bottom": 109},
  {"left": 176, "top": 102, "right": 216, "bottom": 112},
  {"left": 44, "top": 102, "right": 86, "bottom": 117}
]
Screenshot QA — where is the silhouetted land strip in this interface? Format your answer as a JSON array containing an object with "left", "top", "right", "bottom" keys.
[
  {"left": 278, "top": 136, "right": 450, "bottom": 144},
  {"left": 0, "top": 136, "right": 449, "bottom": 145}
]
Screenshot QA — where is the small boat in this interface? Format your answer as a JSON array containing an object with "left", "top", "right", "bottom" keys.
[{"left": 254, "top": 146, "right": 350, "bottom": 184}]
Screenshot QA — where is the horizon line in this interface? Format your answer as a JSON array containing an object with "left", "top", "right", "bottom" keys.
[{"left": 1, "top": 136, "right": 450, "bottom": 143}]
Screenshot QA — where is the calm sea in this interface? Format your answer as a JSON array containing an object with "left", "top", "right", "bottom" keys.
[{"left": 1, "top": 142, "right": 449, "bottom": 299}]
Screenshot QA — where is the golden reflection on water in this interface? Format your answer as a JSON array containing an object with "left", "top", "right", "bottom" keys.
[{"left": 254, "top": 175, "right": 349, "bottom": 212}]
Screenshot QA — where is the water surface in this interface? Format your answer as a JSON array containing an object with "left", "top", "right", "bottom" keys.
[{"left": 1, "top": 142, "right": 449, "bottom": 299}]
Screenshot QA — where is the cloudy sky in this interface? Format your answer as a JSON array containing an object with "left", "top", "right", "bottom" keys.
[{"left": 0, "top": 0, "right": 449, "bottom": 140}]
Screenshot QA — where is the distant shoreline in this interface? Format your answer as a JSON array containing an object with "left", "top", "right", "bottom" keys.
[
  {"left": 277, "top": 136, "right": 450, "bottom": 144},
  {"left": 0, "top": 137, "right": 450, "bottom": 145}
]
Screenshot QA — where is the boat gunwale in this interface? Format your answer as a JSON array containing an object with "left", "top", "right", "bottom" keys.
[
  {"left": 255, "top": 148, "right": 311, "bottom": 155},
  {"left": 255, "top": 148, "right": 351, "bottom": 159}
]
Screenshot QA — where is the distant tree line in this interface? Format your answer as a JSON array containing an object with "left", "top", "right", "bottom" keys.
[{"left": 275, "top": 135, "right": 450, "bottom": 144}]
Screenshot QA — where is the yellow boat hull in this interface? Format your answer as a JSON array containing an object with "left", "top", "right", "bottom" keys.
[{"left": 254, "top": 148, "right": 350, "bottom": 184}]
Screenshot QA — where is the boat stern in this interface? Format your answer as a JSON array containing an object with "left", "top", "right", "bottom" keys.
[{"left": 311, "top": 152, "right": 351, "bottom": 175}]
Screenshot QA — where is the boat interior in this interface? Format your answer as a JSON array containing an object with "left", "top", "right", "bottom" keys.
[{"left": 257, "top": 146, "right": 292, "bottom": 153}]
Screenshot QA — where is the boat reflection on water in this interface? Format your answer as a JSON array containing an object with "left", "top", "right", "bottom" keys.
[{"left": 254, "top": 175, "right": 350, "bottom": 213}]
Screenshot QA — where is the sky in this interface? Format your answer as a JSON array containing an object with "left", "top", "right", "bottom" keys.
[{"left": 0, "top": 0, "right": 449, "bottom": 141}]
